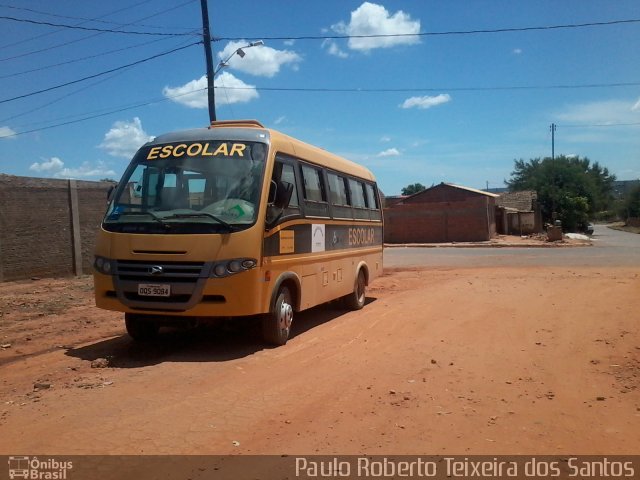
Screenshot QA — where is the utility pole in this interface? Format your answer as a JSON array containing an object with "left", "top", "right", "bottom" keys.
[
  {"left": 550, "top": 123, "right": 556, "bottom": 160},
  {"left": 200, "top": 0, "right": 216, "bottom": 123}
]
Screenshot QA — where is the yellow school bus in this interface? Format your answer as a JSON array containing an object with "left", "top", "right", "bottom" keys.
[{"left": 93, "top": 120, "right": 383, "bottom": 345}]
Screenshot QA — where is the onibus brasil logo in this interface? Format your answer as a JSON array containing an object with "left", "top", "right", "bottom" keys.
[{"left": 8, "top": 457, "right": 73, "bottom": 479}]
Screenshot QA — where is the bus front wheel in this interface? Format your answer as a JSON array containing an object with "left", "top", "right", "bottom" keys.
[
  {"left": 125, "top": 313, "right": 159, "bottom": 342},
  {"left": 344, "top": 269, "right": 366, "bottom": 310},
  {"left": 262, "top": 285, "right": 293, "bottom": 346}
]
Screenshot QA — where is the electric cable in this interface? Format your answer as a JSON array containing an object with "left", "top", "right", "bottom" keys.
[
  {"left": 0, "top": 0, "right": 157, "bottom": 51},
  {"left": 0, "top": 2, "right": 196, "bottom": 32},
  {"left": 214, "top": 18, "right": 640, "bottom": 42},
  {"left": 0, "top": 41, "right": 200, "bottom": 105},
  {"left": 0, "top": 15, "right": 196, "bottom": 37},
  {"left": 0, "top": 0, "right": 197, "bottom": 61}
]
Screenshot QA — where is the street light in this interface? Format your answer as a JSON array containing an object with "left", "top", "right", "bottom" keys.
[{"left": 215, "top": 40, "right": 264, "bottom": 75}]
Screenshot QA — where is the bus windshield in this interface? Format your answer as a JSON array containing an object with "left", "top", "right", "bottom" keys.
[{"left": 104, "top": 140, "right": 267, "bottom": 234}]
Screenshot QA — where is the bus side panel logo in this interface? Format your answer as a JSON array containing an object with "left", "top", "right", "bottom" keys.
[
  {"left": 348, "top": 227, "right": 376, "bottom": 246},
  {"left": 311, "top": 224, "right": 325, "bottom": 253},
  {"left": 280, "top": 230, "right": 295, "bottom": 254}
]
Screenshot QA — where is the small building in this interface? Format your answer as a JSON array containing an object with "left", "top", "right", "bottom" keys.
[
  {"left": 384, "top": 183, "right": 498, "bottom": 243},
  {"left": 495, "top": 190, "right": 542, "bottom": 235}
]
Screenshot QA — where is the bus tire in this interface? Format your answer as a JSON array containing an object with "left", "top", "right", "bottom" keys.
[
  {"left": 262, "top": 285, "right": 293, "bottom": 346},
  {"left": 125, "top": 313, "right": 159, "bottom": 342},
  {"left": 344, "top": 269, "right": 366, "bottom": 310}
]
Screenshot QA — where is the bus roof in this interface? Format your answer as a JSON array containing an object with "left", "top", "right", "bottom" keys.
[{"left": 145, "top": 120, "right": 376, "bottom": 183}]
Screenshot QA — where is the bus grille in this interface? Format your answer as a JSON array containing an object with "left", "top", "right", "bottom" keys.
[
  {"left": 113, "top": 260, "right": 209, "bottom": 311},
  {"left": 116, "top": 260, "right": 205, "bottom": 280}
]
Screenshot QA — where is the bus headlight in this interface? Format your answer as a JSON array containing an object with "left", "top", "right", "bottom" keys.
[
  {"left": 228, "top": 260, "right": 242, "bottom": 273},
  {"left": 241, "top": 259, "right": 257, "bottom": 269},
  {"left": 210, "top": 258, "right": 257, "bottom": 278},
  {"left": 94, "top": 256, "right": 115, "bottom": 275},
  {"left": 214, "top": 264, "right": 227, "bottom": 277}
]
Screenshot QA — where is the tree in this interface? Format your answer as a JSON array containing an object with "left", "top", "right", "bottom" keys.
[
  {"left": 401, "top": 183, "right": 426, "bottom": 196},
  {"left": 507, "top": 155, "right": 616, "bottom": 231},
  {"left": 625, "top": 183, "right": 640, "bottom": 219}
]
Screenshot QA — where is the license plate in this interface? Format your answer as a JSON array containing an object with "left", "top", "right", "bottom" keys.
[{"left": 138, "top": 283, "right": 170, "bottom": 297}]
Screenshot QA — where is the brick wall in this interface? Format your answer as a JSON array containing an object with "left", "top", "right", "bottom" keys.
[
  {"left": 384, "top": 184, "right": 496, "bottom": 243},
  {"left": 0, "top": 174, "right": 111, "bottom": 282},
  {"left": 496, "top": 190, "right": 537, "bottom": 211}
]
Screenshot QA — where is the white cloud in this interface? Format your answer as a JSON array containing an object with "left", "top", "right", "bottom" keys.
[
  {"left": 380, "top": 135, "right": 391, "bottom": 142},
  {"left": 322, "top": 39, "right": 349, "bottom": 58},
  {"left": 30, "top": 157, "right": 64, "bottom": 173},
  {"left": 274, "top": 116, "right": 286, "bottom": 125},
  {"left": 29, "top": 157, "right": 115, "bottom": 179},
  {"left": 163, "top": 72, "right": 259, "bottom": 109},
  {"left": 377, "top": 147, "right": 400, "bottom": 157},
  {"left": 401, "top": 94, "right": 451, "bottom": 110},
  {"left": 513, "top": 48, "right": 523, "bottom": 55},
  {"left": 57, "top": 161, "right": 116, "bottom": 179},
  {"left": 555, "top": 98, "right": 640, "bottom": 125},
  {"left": 0, "top": 126, "right": 17, "bottom": 139},
  {"left": 331, "top": 2, "right": 421, "bottom": 52},
  {"left": 99, "top": 117, "right": 153, "bottom": 159},
  {"left": 218, "top": 41, "right": 301, "bottom": 77}
]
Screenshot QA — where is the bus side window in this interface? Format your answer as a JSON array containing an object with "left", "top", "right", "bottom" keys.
[
  {"left": 328, "top": 173, "right": 349, "bottom": 206},
  {"left": 301, "top": 164, "right": 326, "bottom": 203},
  {"left": 301, "top": 163, "right": 330, "bottom": 218},
  {"left": 348, "top": 178, "right": 366, "bottom": 208},
  {"left": 280, "top": 163, "right": 299, "bottom": 208},
  {"left": 328, "top": 172, "right": 353, "bottom": 219},
  {"left": 365, "top": 183, "right": 378, "bottom": 210},
  {"left": 268, "top": 160, "right": 301, "bottom": 226}
]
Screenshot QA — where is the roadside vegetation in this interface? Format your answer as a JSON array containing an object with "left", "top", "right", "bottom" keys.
[
  {"left": 608, "top": 222, "right": 640, "bottom": 235},
  {"left": 397, "top": 157, "right": 637, "bottom": 234},
  {"left": 507, "top": 156, "right": 616, "bottom": 231}
]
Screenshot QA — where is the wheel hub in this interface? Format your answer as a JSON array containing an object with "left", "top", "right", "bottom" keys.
[{"left": 279, "top": 301, "right": 293, "bottom": 330}]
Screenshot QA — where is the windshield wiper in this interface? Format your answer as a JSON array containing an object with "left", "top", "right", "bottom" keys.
[
  {"left": 112, "top": 211, "right": 171, "bottom": 228},
  {"left": 164, "top": 212, "right": 238, "bottom": 231}
]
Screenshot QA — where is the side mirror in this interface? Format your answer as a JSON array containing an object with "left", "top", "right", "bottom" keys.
[
  {"left": 107, "top": 184, "right": 117, "bottom": 201},
  {"left": 268, "top": 180, "right": 277, "bottom": 204},
  {"left": 274, "top": 181, "right": 294, "bottom": 209},
  {"left": 266, "top": 180, "right": 294, "bottom": 228}
]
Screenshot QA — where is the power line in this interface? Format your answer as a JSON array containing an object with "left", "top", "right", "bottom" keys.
[
  {"left": 0, "top": 3, "right": 196, "bottom": 32},
  {"left": 214, "top": 18, "right": 640, "bottom": 42},
  {"left": 1, "top": 35, "right": 201, "bottom": 123},
  {"left": 214, "top": 81, "right": 640, "bottom": 93},
  {"left": 2, "top": 87, "right": 210, "bottom": 138},
  {"left": 0, "top": 41, "right": 200, "bottom": 104},
  {"left": 0, "top": 15, "right": 196, "bottom": 37},
  {"left": 0, "top": 0, "right": 197, "bottom": 61},
  {"left": 558, "top": 122, "right": 640, "bottom": 127},
  {"left": 5, "top": 79, "right": 640, "bottom": 137},
  {"left": 0, "top": 34, "right": 198, "bottom": 79},
  {"left": 0, "top": 0, "right": 156, "bottom": 51},
  {"left": 0, "top": 67, "right": 137, "bottom": 125}
]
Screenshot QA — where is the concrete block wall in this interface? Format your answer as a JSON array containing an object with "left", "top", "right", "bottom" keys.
[
  {"left": 0, "top": 175, "right": 111, "bottom": 282},
  {"left": 384, "top": 196, "right": 495, "bottom": 243}
]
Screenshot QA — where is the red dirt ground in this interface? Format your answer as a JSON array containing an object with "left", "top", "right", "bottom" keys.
[{"left": 1, "top": 266, "right": 639, "bottom": 455}]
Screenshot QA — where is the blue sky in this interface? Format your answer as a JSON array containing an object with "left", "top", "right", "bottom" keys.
[{"left": 1, "top": 0, "right": 639, "bottom": 195}]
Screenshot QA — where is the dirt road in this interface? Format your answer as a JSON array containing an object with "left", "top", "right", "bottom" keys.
[{"left": 1, "top": 266, "right": 639, "bottom": 455}]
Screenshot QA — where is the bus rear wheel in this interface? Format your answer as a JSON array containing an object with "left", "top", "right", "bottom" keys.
[
  {"left": 344, "top": 269, "right": 366, "bottom": 310},
  {"left": 262, "top": 285, "right": 293, "bottom": 346},
  {"left": 125, "top": 313, "right": 159, "bottom": 342}
]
